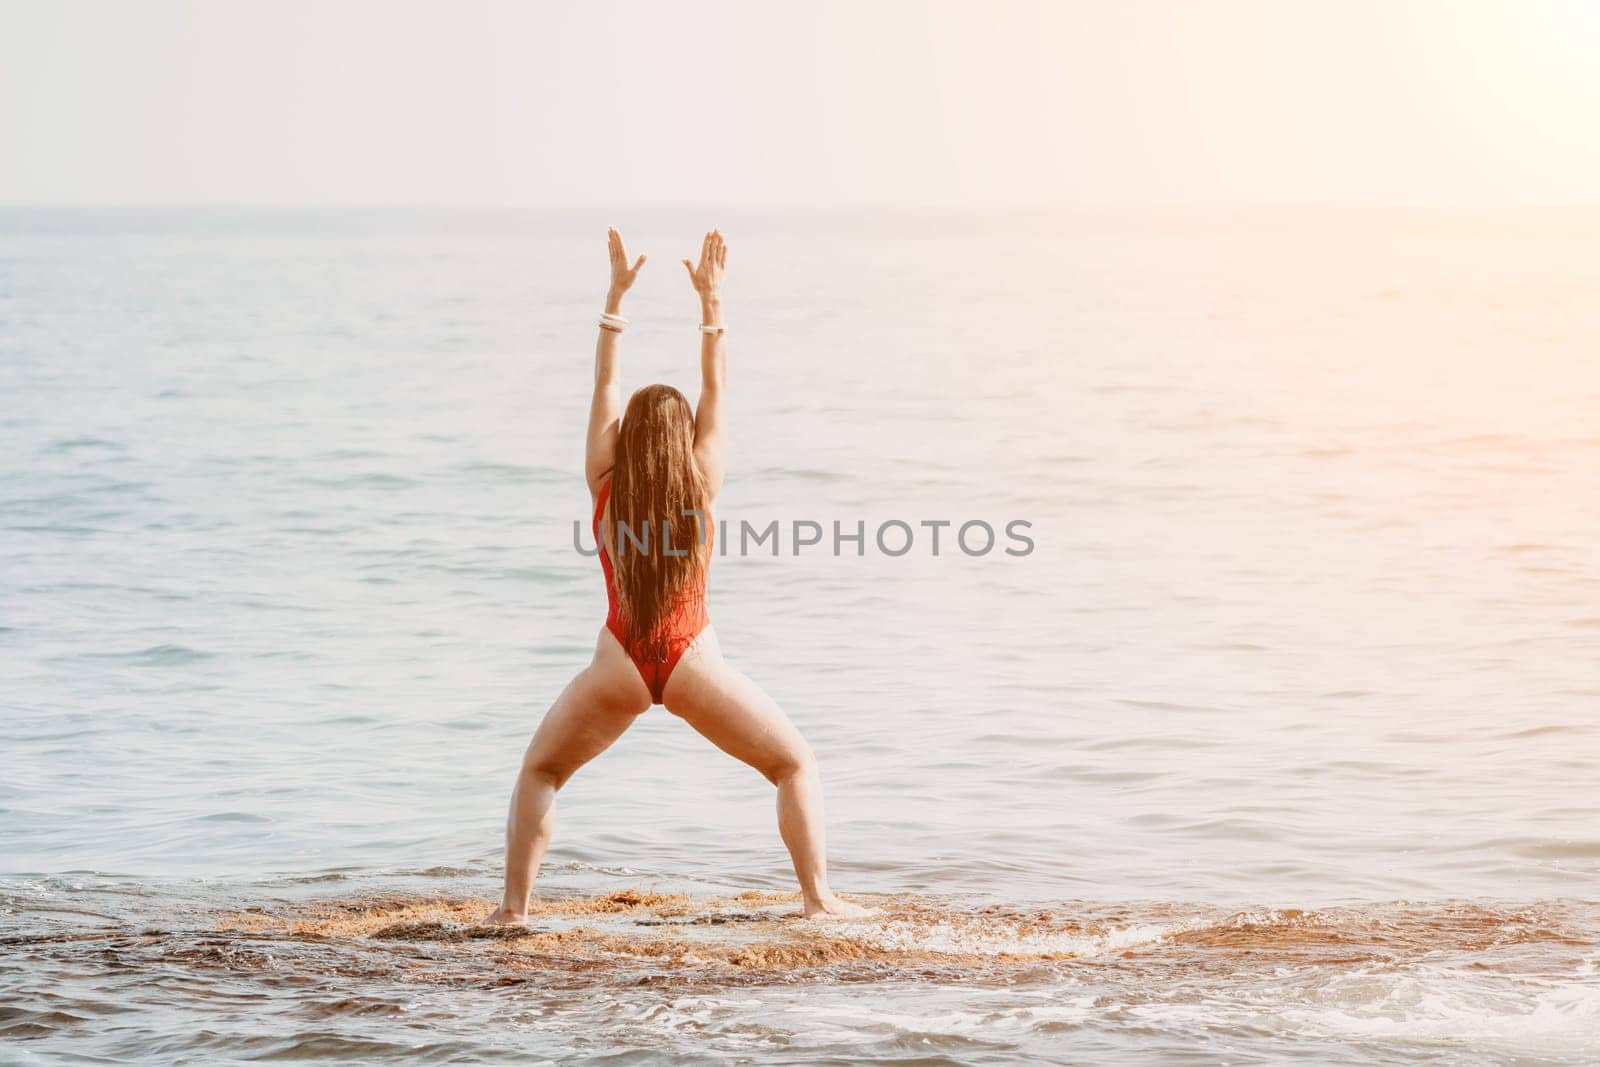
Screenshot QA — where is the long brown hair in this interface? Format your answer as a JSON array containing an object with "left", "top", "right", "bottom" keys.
[{"left": 604, "top": 384, "right": 710, "bottom": 661}]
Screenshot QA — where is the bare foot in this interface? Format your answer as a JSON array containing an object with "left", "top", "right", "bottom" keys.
[
  {"left": 482, "top": 904, "right": 529, "bottom": 926},
  {"left": 802, "top": 894, "right": 873, "bottom": 919}
]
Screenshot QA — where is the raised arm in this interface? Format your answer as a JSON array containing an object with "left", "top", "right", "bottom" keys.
[
  {"left": 682, "top": 229, "right": 728, "bottom": 499},
  {"left": 586, "top": 228, "right": 646, "bottom": 497}
]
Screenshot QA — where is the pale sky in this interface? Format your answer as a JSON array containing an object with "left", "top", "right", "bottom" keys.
[{"left": 3, "top": 0, "right": 1599, "bottom": 207}]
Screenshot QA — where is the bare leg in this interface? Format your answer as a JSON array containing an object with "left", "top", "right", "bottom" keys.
[
  {"left": 485, "top": 628, "right": 651, "bottom": 924},
  {"left": 661, "top": 627, "right": 868, "bottom": 918}
]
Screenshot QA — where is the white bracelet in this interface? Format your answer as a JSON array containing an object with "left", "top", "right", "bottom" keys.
[
  {"left": 699, "top": 323, "right": 725, "bottom": 335},
  {"left": 599, "top": 312, "right": 629, "bottom": 332}
]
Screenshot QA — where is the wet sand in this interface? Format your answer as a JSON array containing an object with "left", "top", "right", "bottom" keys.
[{"left": 199, "top": 889, "right": 1600, "bottom": 982}]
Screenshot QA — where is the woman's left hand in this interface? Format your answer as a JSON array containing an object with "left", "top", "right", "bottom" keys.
[{"left": 607, "top": 227, "right": 647, "bottom": 302}]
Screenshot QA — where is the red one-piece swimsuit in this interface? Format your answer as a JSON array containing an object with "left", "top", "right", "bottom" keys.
[{"left": 593, "top": 475, "right": 712, "bottom": 703}]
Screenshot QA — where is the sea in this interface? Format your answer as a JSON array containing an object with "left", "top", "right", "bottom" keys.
[{"left": 2, "top": 205, "right": 1597, "bottom": 1063}]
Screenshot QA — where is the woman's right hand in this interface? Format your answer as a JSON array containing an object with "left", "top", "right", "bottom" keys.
[{"left": 682, "top": 229, "right": 726, "bottom": 304}]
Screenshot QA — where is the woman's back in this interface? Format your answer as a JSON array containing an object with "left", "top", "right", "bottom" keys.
[{"left": 593, "top": 472, "right": 713, "bottom": 704}]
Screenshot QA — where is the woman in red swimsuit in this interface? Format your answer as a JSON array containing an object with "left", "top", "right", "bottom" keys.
[{"left": 486, "top": 228, "right": 866, "bottom": 923}]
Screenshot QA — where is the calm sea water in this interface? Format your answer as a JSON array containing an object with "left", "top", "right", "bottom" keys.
[{"left": 2, "top": 207, "right": 1598, "bottom": 1063}]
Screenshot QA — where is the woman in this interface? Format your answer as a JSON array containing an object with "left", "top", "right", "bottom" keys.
[{"left": 485, "top": 228, "right": 866, "bottom": 923}]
